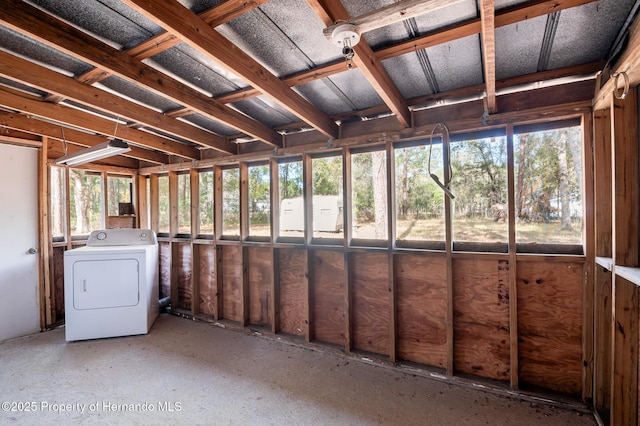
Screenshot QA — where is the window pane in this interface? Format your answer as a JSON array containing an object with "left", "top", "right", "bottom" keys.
[
  {"left": 451, "top": 137, "right": 508, "bottom": 244},
  {"left": 351, "top": 150, "right": 388, "bottom": 240},
  {"left": 69, "top": 169, "right": 103, "bottom": 236},
  {"left": 278, "top": 159, "right": 304, "bottom": 238},
  {"left": 107, "top": 175, "right": 132, "bottom": 216},
  {"left": 312, "top": 155, "right": 343, "bottom": 239},
  {"left": 394, "top": 144, "right": 445, "bottom": 242},
  {"left": 198, "top": 170, "right": 214, "bottom": 235},
  {"left": 222, "top": 168, "right": 240, "bottom": 236},
  {"left": 158, "top": 175, "right": 169, "bottom": 234},
  {"left": 514, "top": 126, "right": 583, "bottom": 245},
  {"left": 177, "top": 173, "right": 190, "bottom": 234},
  {"left": 50, "top": 166, "right": 65, "bottom": 240},
  {"left": 249, "top": 164, "right": 270, "bottom": 237}
]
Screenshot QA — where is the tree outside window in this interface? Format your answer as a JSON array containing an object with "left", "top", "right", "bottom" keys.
[
  {"left": 351, "top": 149, "right": 387, "bottom": 240},
  {"left": 222, "top": 167, "right": 240, "bottom": 237},
  {"left": 248, "top": 164, "right": 270, "bottom": 237},
  {"left": 451, "top": 136, "right": 508, "bottom": 247},
  {"left": 514, "top": 125, "right": 583, "bottom": 245},
  {"left": 177, "top": 173, "right": 190, "bottom": 235},
  {"left": 107, "top": 175, "right": 132, "bottom": 216},
  {"left": 158, "top": 175, "right": 169, "bottom": 235},
  {"left": 69, "top": 169, "right": 103, "bottom": 236},
  {"left": 50, "top": 166, "right": 65, "bottom": 240},
  {"left": 198, "top": 170, "right": 214, "bottom": 235},
  {"left": 394, "top": 142, "right": 445, "bottom": 243}
]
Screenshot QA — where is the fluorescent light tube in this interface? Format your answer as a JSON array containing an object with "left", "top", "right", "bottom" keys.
[{"left": 55, "top": 139, "right": 131, "bottom": 166}]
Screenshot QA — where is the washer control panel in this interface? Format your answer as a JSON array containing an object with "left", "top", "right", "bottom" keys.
[{"left": 86, "top": 229, "right": 157, "bottom": 246}]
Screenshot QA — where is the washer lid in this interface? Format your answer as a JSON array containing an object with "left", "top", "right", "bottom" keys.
[{"left": 86, "top": 229, "right": 157, "bottom": 246}]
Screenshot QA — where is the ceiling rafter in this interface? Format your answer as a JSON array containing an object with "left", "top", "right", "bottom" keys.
[
  {"left": 0, "top": 50, "right": 236, "bottom": 154},
  {"left": 122, "top": 0, "right": 339, "bottom": 140},
  {"left": 76, "top": 0, "right": 268, "bottom": 86},
  {"left": 309, "top": 0, "right": 411, "bottom": 128},
  {"left": 480, "top": 0, "right": 497, "bottom": 114},
  {"left": 0, "top": 88, "right": 199, "bottom": 159},
  {"left": 215, "top": 0, "right": 598, "bottom": 108},
  {"left": 0, "top": 0, "right": 280, "bottom": 150}
]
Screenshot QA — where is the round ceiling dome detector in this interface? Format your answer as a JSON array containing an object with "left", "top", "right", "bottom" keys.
[{"left": 331, "top": 23, "right": 361, "bottom": 47}]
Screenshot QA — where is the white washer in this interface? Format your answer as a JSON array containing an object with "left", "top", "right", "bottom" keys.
[{"left": 64, "top": 229, "right": 159, "bottom": 342}]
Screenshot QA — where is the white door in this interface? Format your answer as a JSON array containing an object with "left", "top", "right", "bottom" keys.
[{"left": 0, "top": 144, "right": 39, "bottom": 341}]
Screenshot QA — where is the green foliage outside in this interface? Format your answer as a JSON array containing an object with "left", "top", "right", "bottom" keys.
[
  {"left": 222, "top": 168, "right": 239, "bottom": 235},
  {"left": 107, "top": 176, "right": 132, "bottom": 216},
  {"left": 69, "top": 170, "right": 102, "bottom": 235},
  {"left": 158, "top": 176, "right": 169, "bottom": 233},
  {"left": 198, "top": 170, "right": 214, "bottom": 234}
]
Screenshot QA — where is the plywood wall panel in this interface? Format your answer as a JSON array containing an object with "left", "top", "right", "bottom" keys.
[
  {"left": 221, "top": 245, "right": 242, "bottom": 323},
  {"left": 159, "top": 242, "right": 171, "bottom": 300},
  {"left": 351, "top": 252, "right": 389, "bottom": 356},
  {"left": 248, "top": 246, "right": 272, "bottom": 328},
  {"left": 278, "top": 248, "right": 307, "bottom": 337},
  {"left": 197, "top": 244, "right": 217, "bottom": 317},
  {"left": 396, "top": 254, "right": 447, "bottom": 369},
  {"left": 311, "top": 250, "right": 345, "bottom": 347},
  {"left": 517, "top": 261, "right": 583, "bottom": 395},
  {"left": 175, "top": 243, "right": 192, "bottom": 310},
  {"left": 453, "top": 258, "right": 510, "bottom": 381},
  {"left": 594, "top": 265, "right": 612, "bottom": 411}
]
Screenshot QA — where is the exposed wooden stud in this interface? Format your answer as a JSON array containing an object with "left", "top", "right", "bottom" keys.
[
  {"left": 138, "top": 175, "right": 149, "bottom": 229},
  {"left": 271, "top": 247, "right": 280, "bottom": 334},
  {"left": 386, "top": 141, "right": 398, "bottom": 362},
  {"left": 611, "top": 90, "right": 639, "bottom": 267},
  {"left": 149, "top": 174, "right": 159, "bottom": 234},
  {"left": 443, "top": 128, "right": 454, "bottom": 376},
  {"left": 611, "top": 277, "right": 639, "bottom": 425},
  {"left": 303, "top": 154, "right": 313, "bottom": 247},
  {"left": 344, "top": 251, "right": 353, "bottom": 354},
  {"left": 581, "top": 112, "right": 595, "bottom": 404},
  {"left": 305, "top": 249, "right": 314, "bottom": 343},
  {"left": 506, "top": 124, "right": 518, "bottom": 389},
  {"left": 241, "top": 246, "right": 250, "bottom": 327},
  {"left": 239, "top": 162, "right": 249, "bottom": 241},
  {"left": 38, "top": 136, "right": 51, "bottom": 329},
  {"left": 214, "top": 167, "right": 223, "bottom": 240},
  {"left": 215, "top": 245, "right": 223, "bottom": 321},
  {"left": 190, "top": 169, "right": 199, "bottom": 317},
  {"left": 270, "top": 159, "right": 280, "bottom": 241},
  {"left": 168, "top": 171, "right": 178, "bottom": 238}
]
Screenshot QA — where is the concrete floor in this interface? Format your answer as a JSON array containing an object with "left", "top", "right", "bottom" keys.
[{"left": 0, "top": 314, "right": 595, "bottom": 425}]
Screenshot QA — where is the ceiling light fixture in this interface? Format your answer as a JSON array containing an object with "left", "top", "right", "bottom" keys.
[
  {"left": 54, "top": 139, "right": 131, "bottom": 166},
  {"left": 330, "top": 23, "right": 360, "bottom": 68}
]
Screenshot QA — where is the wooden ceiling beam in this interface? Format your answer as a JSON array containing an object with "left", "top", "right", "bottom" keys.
[
  {"left": 0, "top": 88, "right": 199, "bottom": 159},
  {"left": 480, "top": 0, "right": 497, "bottom": 114},
  {"left": 0, "top": 0, "right": 280, "bottom": 149},
  {"left": 0, "top": 111, "right": 169, "bottom": 164},
  {"left": 217, "top": 0, "right": 597, "bottom": 108},
  {"left": 122, "top": 0, "right": 339, "bottom": 139},
  {"left": 309, "top": 0, "right": 411, "bottom": 128},
  {"left": 377, "top": 0, "right": 598, "bottom": 60},
  {"left": 0, "top": 50, "right": 235, "bottom": 154},
  {"left": 77, "top": 0, "right": 268, "bottom": 85}
]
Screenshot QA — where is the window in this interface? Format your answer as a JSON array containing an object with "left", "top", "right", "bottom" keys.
[
  {"left": 158, "top": 175, "right": 169, "bottom": 235},
  {"left": 312, "top": 154, "right": 343, "bottom": 240},
  {"left": 248, "top": 163, "right": 271, "bottom": 238},
  {"left": 50, "top": 166, "right": 65, "bottom": 241},
  {"left": 221, "top": 167, "right": 240, "bottom": 237},
  {"left": 177, "top": 173, "right": 190, "bottom": 235},
  {"left": 198, "top": 169, "right": 214, "bottom": 236},
  {"left": 107, "top": 175, "right": 133, "bottom": 216},
  {"left": 450, "top": 134, "right": 508, "bottom": 251},
  {"left": 394, "top": 141, "right": 445, "bottom": 247},
  {"left": 351, "top": 148, "right": 388, "bottom": 241},
  {"left": 69, "top": 169, "right": 103, "bottom": 237},
  {"left": 514, "top": 123, "right": 583, "bottom": 250},
  {"left": 278, "top": 158, "right": 304, "bottom": 238}
]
